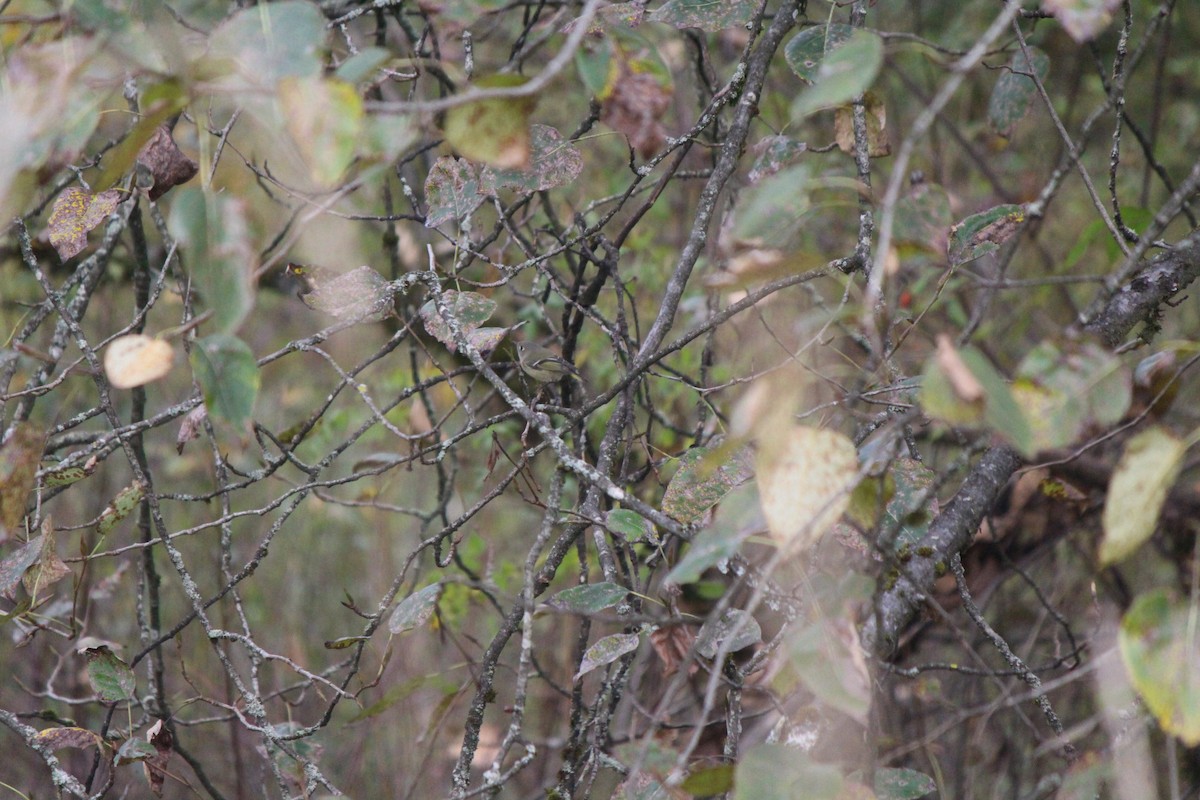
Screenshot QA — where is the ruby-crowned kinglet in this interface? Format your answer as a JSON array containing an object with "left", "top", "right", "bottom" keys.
[{"left": 516, "top": 341, "right": 582, "bottom": 383}]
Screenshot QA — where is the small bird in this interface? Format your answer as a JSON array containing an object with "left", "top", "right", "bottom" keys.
[{"left": 516, "top": 340, "right": 583, "bottom": 384}]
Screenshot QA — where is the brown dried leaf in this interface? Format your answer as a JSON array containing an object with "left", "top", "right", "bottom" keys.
[
  {"left": 137, "top": 125, "right": 198, "bottom": 201},
  {"left": 176, "top": 405, "right": 207, "bottom": 455},
  {"left": 23, "top": 517, "right": 71, "bottom": 595},
  {"left": 0, "top": 425, "right": 45, "bottom": 541},
  {"left": 34, "top": 726, "right": 101, "bottom": 752},
  {"left": 602, "top": 67, "right": 671, "bottom": 159},
  {"left": 834, "top": 92, "right": 891, "bottom": 158},
  {"left": 143, "top": 719, "right": 174, "bottom": 796}
]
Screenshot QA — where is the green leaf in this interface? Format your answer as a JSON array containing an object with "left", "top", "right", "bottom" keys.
[
  {"left": 649, "top": 0, "right": 754, "bottom": 32},
  {"left": 115, "top": 737, "right": 157, "bottom": 765},
  {"left": 548, "top": 582, "right": 628, "bottom": 614},
  {"left": 606, "top": 509, "right": 658, "bottom": 544},
  {"left": 82, "top": 646, "right": 136, "bottom": 703},
  {"left": 747, "top": 136, "right": 809, "bottom": 183},
  {"left": 167, "top": 188, "right": 255, "bottom": 334},
  {"left": 1119, "top": 589, "right": 1200, "bottom": 745},
  {"left": 575, "top": 632, "right": 640, "bottom": 680},
  {"left": 947, "top": 204, "right": 1026, "bottom": 265},
  {"left": 873, "top": 767, "right": 937, "bottom": 800},
  {"left": 480, "top": 125, "right": 583, "bottom": 193},
  {"left": 791, "top": 30, "right": 883, "bottom": 119},
  {"left": 97, "top": 482, "right": 147, "bottom": 537},
  {"left": 785, "top": 24, "right": 856, "bottom": 84},
  {"left": 988, "top": 47, "right": 1050, "bottom": 139},
  {"left": 189, "top": 335, "right": 260, "bottom": 429},
  {"left": 662, "top": 444, "right": 754, "bottom": 524},
  {"left": 735, "top": 745, "right": 843, "bottom": 800},
  {"left": 443, "top": 74, "right": 537, "bottom": 169},
  {"left": 423, "top": 157, "right": 485, "bottom": 229},
  {"left": 1100, "top": 427, "right": 1186, "bottom": 565},
  {"left": 279, "top": 77, "right": 363, "bottom": 188},
  {"left": 389, "top": 582, "right": 442, "bottom": 634}
]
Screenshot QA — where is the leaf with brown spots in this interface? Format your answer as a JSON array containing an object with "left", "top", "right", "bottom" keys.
[{"left": 46, "top": 187, "right": 122, "bottom": 260}]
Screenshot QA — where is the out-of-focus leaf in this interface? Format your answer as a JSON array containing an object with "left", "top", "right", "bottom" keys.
[
  {"left": 480, "top": 125, "right": 583, "bottom": 193},
  {"left": 97, "top": 482, "right": 147, "bottom": 537},
  {"left": 167, "top": 188, "right": 255, "bottom": 334},
  {"left": 347, "top": 672, "right": 459, "bottom": 723},
  {"left": 893, "top": 181, "right": 951, "bottom": 255},
  {"left": 756, "top": 426, "right": 858, "bottom": 552},
  {"left": 279, "top": 76, "right": 363, "bottom": 188},
  {"left": 424, "top": 157, "right": 485, "bottom": 228},
  {"left": 334, "top": 47, "right": 391, "bottom": 84},
  {"left": 747, "top": 136, "right": 808, "bottom": 183},
  {"left": 443, "top": 75, "right": 536, "bottom": 169},
  {"left": 662, "top": 444, "right": 753, "bottom": 524},
  {"left": 1012, "top": 340, "right": 1131, "bottom": 452},
  {"left": 575, "top": 632, "right": 640, "bottom": 680},
  {"left": 788, "top": 617, "right": 871, "bottom": 725},
  {"left": 732, "top": 164, "right": 811, "bottom": 247},
  {"left": 735, "top": 745, "right": 843, "bottom": 800},
  {"left": 834, "top": 91, "right": 890, "bottom": 157},
  {"left": 695, "top": 608, "right": 761, "bottom": 659},
  {"left": 1044, "top": 0, "right": 1121, "bottom": 44},
  {"left": 82, "top": 645, "right": 136, "bottom": 703},
  {"left": 46, "top": 188, "right": 122, "bottom": 260},
  {"left": 920, "top": 337, "right": 1033, "bottom": 456},
  {"left": 189, "top": 335, "right": 260, "bottom": 429},
  {"left": 176, "top": 406, "right": 207, "bottom": 455},
  {"left": 649, "top": 0, "right": 753, "bottom": 31},
  {"left": 680, "top": 766, "right": 734, "bottom": 796},
  {"left": 872, "top": 767, "right": 937, "bottom": 800},
  {"left": 666, "top": 520, "right": 747, "bottom": 585},
  {"left": 104, "top": 335, "right": 174, "bottom": 390},
  {"left": 791, "top": 30, "right": 883, "bottom": 119},
  {"left": 389, "top": 582, "right": 442, "bottom": 634},
  {"left": 1100, "top": 427, "right": 1185, "bottom": 565},
  {"left": 948, "top": 204, "right": 1025, "bottom": 265},
  {"left": 548, "top": 582, "right": 628, "bottom": 614},
  {"left": 785, "top": 24, "right": 856, "bottom": 83},
  {"left": 206, "top": 0, "right": 325, "bottom": 91},
  {"left": 0, "top": 425, "right": 44, "bottom": 539},
  {"left": 419, "top": 291, "right": 498, "bottom": 350},
  {"left": 988, "top": 47, "right": 1050, "bottom": 139},
  {"left": 1119, "top": 589, "right": 1200, "bottom": 745}
]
